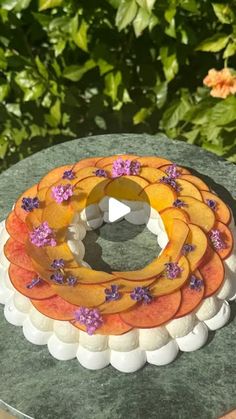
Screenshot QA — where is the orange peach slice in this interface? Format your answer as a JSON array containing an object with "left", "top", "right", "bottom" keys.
[
  {"left": 185, "top": 223, "right": 208, "bottom": 271},
  {"left": 113, "top": 219, "right": 189, "bottom": 280},
  {"left": 150, "top": 256, "right": 189, "bottom": 297},
  {"left": 14, "top": 184, "right": 38, "bottom": 222},
  {"left": 174, "top": 270, "right": 204, "bottom": 318},
  {"left": 72, "top": 313, "right": 132, "bottom": 335},
  {"left": 4, "top": 238, "right": 34, "bottom": 271},
  {"left": 181, "top": 174, "right": 210, "bottom": 191},
  {"left": 177, "top": 179, "right": 203, "bottom": 201},
  {"left": 139, "top": 167, "right": 166, "bottom": 183},
  {"left": 120, "top": 291, "right": 181, "bottom": 328},
  {"left": 201, "top": 190, "right": 231, "bottom": 225},
  {"left": 210, "top": 221, "right": 234, "bottom": 260},
  {"left": 25, "top": 209, "right": 43, "bottom": 231},
  {"left": 109, "top": 277, "right": 157, "bottom": 292},
  {"left": 32, "top": 295, "right": 79, "bottom": 320},
  {"left": 63, "top": 267, "right": 115, "bottom": 284},
  {"left": 136, "top": 156, "right": 172, "bottom": 168},
  {"left": 6, "top": 211, "right": 29, "bottom": 244},
  {"left": 160, "top": 207, "right": 190, "bottom": 237},
  {"left": 73, "top": 157, "right": 102, "bottom": 171},
  {"left": 38, "top": 165, "right": 73, "bottom": 190},
  {"left": 98, "top": 293, "right": 137, "bottom": 314},
  {"left": 73, "top": 176, "right": 110, "bottom": 206},
  {"left": 139, "top": 183, "right": 177, "bottom": 212},
  {"left": 51, "top": 283, "right": 106, "bottom": 307},
  {"left": 95, "top": 155, "right": 139, "bottom": 168},
  {"left": 45, "top": 243, "right": 78, "bottom": 268},
  {"left": 41, "top": 202, "right": 74, "bottom": 230},
  {"left": 105, "top": 176, "right": 149, "bottom": 201},
  {"left": 199, "top": 246, "right": 224, "bottom": 297},
  {"left": 179, "top": 196, "right": 215, "bottom": 232},
  {"left": 159, "top": 164, "right": 191, "bottom": 175},
  {"left": 74, "top": 166, "right": 98, "bottom": 180}
]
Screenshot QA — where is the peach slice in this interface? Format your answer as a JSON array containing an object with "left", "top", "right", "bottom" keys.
[
  {"left": 6, "top": 211, "right": 29, "bottom": 244},
  {"left": 185, "top": 223, "right": 208, "bottom": 271},
  {"left": 73, "top": 176, "right": 110, "bottom": 206},
  {"left": 150, "top": 256, "right": 189, "bottom": 297},
  {"left": 95, "top": 155, "right": 139, "bottom": 168},
  {"left": 109, "top": 277, "right": 157, "bottom": 292},
  {"left": 31, "top": 295, "right": 79, "bottom": 320},
  {"left": 72, "top": 313, "right": 132, "bottom": 335},
  {"left": 139, "top": 167, "right": 166, "bottom": 183},
  {"left": 73, "top": 157, "right": 106, "bottom": 171},
  {"left": 139, "top": 183, "right": 177, "bottom": 212},
  {"left": 14, "top": 184, "right": 38, "bottom": 222},
  {"left": 63, "top": 267, "right": 115, "bottom": 284},
  {"left": 98, "top": 293, "right": 137, "bottom": 314},
  {"left": 43, "top": 177, "right": 79, "bottom": 206},
  {"left": 120, "top": 290, "right": 181, "bottom": 328},
  {"left": 105, "top": 176, "right": 149, "bottom": 201},
  {"left": 4, "top": 238, "right": 34, "bottom": 270},
  {"left": 199, "top": 246, "right": 224, "bottom": 297},
  {"left": 210, "top": 221, "right": 234, "bottom": 260},
  {"left": 45, "top": 243, "right": 78, "bottom": 268},
  {"left": 41, "top": 202, "right": 74, "bottom": 230},
  {"left": 174, "top": 270, "right": 204, "bottom": 318},
  {"left": 181, "top": 175, "right": 210, "bottom": 191},
  {"left": 74, "top": 166, "right": 98, "bottom": 180},
  {"left": 136, "top": 156, "right": 172, "bottom": 168},
  {"left": 178, "top": 196, "right": 215, "bottom": 232},
  {"left": 160, "top": 207, "right": 190, "bottom": 237},
  {"left": 177, "top": 179, "right": 203, "bottom": 201},
  {"left": 159, "top": 164, "right": 191, "bottom": 175},
  {"left": 113, "top": 219, "right": 189, "bottom": 280},
  {"left": 51, "top": 283, "right": 106, "bottom": 307},
  {"left": 201, "top": 190, "right": 231, "bottom": 225},
  {"left": 9, "top": 264, "right": 55, "bottom": 300},
  {"left": 25, "top": 209, "right": 43, "bottom": 231},
  {"left": 38, "top": 165, "right": 73, "bottom": 190}
]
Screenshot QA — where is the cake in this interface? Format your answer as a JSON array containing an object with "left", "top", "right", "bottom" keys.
[{"left": 0, "top": 154, "right": 236, "bottom": 373}]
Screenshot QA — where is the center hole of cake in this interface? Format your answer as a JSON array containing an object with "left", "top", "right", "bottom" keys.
[{"left": 83, "top": 219, "right": 161, "bottom": 272}]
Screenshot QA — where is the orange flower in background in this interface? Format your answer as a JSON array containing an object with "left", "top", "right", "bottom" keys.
[{"left": 203, "top": 68, "right": 236, "bottom": 99}]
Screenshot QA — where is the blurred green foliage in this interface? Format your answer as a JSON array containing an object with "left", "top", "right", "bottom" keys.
[{"left": 0, "top": 0, "right": 236, "bottom": 171}]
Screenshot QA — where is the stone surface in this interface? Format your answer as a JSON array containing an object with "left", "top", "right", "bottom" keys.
[{"left": 0, "top": 133, "right": 236, "bottom": 419}]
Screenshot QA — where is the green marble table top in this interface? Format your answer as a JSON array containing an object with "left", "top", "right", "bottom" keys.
[{"left": 0, "top": 134, "right": 236, "bottom": 419}]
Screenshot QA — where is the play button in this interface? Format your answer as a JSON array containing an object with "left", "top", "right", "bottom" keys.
[{"left": 108, "top": 197, "right": 131, "bottom": 222}]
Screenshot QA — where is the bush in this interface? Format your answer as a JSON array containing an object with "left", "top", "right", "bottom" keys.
[{"left": 0, "top": 0, "right": 236, "bottom": 171}]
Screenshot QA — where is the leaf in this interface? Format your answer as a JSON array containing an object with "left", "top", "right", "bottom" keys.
[
  {"left": 212, "top": 4, "right": 234, "bottom": 24},
  {"left": 1, "top": 0, "right": 18, "bottom": 10},
  {"left": 63, "top": 60, "right": 96, "bottom": 81},
  {"left": 6, "top": 103, "right": 21, "bottom": 117},
  {"left": 104, "top": 71, "right": 122, "bottom": 102},
  {"left": 105, "top": 0, "right": 120, "bottom": 8},
  {"left": 39, "top": 0, "right": 63, "bottom": 11},
  {"left": 97, "top": 59, "right": 114, "bottom": 76},
  {"left": 0, "top": 48, "right": 7, "bottom": 70},
  {"left": 154, "top": 81, "right": 168, "bottom": 109},
  {"left": 162, "top": 97, "right": 191, "bottom": 130},
  {"left": 133, "top": 107, "right": 152, "bottom": 125},
  {"left": 179, "top": 0, "right": 198, "bottom": 13},
  {"left": 0, "top": 84, "right": 10, "bottom": 102},
  {"left": 24, "top": 82, "right": 45, "bottom": 101},
  {"left": 160, "top": 47, "right": 179, "bottom": 81},
  {"left": 45, "top": 99, "right": 61, "bottom": 127},
  {"left": 35, "top": 56, "right": 48, "bottom": 79},
  {"left": 133, "top": 7, "right": 150, "bottom": 37},
  {"left": 196, "top": 33, "right": 229, "bottom": 52},
  {"left": 73, "top": 20, "right": 89, "bottom": 52},
  {"left": 223, "top": 42, "right": 236, "bottom": 58},
  {"left": 95, "top": 116, "right": 107, "bottom": 130},
  {"left": 209, "top": 96, "right": 236, "bottom": 126},
  {"left": 136, "top": 0, "right": 156, "bottom": 12},
  {"left": 115, "top": 0, "right": 138, "bottom": 31}
]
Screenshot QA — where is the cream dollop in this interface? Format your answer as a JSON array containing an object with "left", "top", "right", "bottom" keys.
[
  {"left": 176, "top": 322, "right": 209, "bottom": 352},
  {"left": 146, "top": 339, "right": 179, "bottom": 366},
  {"left": 166, "top": 314, "right": 197, "bottom": 338},
  {"left": 195, "top": 296, "right": 222, "bottom": 321},
  {"left": 139, "top": 326, "right": 170, "bottom": 351},
  {"left": 204, "top": 301, "right": 231, "bottom": 330}
]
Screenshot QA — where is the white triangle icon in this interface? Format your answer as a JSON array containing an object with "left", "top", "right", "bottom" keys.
[{"left": 108, "top": 197, "right": 131, "bottom": 222}]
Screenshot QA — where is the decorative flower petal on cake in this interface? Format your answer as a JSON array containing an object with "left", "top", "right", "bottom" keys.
[
  {"left": 50, "top": 271, "right": 64, "bottom": 284},
  {"left": 203, "top": 68, "right": 236, "bottom": 99},
  {"left": 182, "top": 243, "right": 195, "bottom": 255},
  {"left": 21, "top": 197, "right": 39, "bottom": 212},
  {"left": 112, "top": 157, "right": 141, "bottom": 178},
  {"left": 105, "top": 284, "right": 121, "bottom": 302},
  {"left": 206, "top": 199, "right": 217, "bottom": 211},
  {"left": 165, "top": 163, "right": 181, "bottom": 179},
  {"left": 75, "top": 307, "right": 103, "bottom": 335},
  {"left": 51, "top": 184, "right": 73, "bottom": 204},
  {"left": 66, "top": 276, "right": 77, "bottom": 286},
  {"left": 130, "top": 287, "right": 153, "bottom": 304},
  {"left": 165, "top": 262, "right": 182, "bottom": 279},
  {"left": 94, "top": 169, "right": 108, "bottom": 178},
  {"left": 173, "top": 199, "right": 186, "bottom": 208},
  {"left": 51, "top": 258, "right": 65, "bottom": 269},
  {"left": 160, "top": 176, "right": 181, "bottom": 192},
  {"left": 30, "top": 221, "right": 56, "bottom": 247},
  {"left": 26, "top": 277, "right": 42, "bottom": 289},
  {"left": 209, "top": 229, "right": 227, "bottom": 250},
  {"left": 189, "top": 275, "right": 203, "bottom": 291},
  {"left": 62, "top": 169, "right": 75, "bottom": 180}
]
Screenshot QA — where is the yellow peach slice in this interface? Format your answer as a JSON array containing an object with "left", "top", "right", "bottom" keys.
[
  {"left": 201, "top": 190, "right": 231, "bottom": 225},
  {"left": 73, "top": 157, "right": 102, "bottom": 171},
  {"left": 98, "top": 293, "right": 137, "bottom": 314},
  {"left": 150, "top": 256, "right": 189, "bottom": 296},
  {"left": 63, "top": 267, "right": 115, "bottom": 284},
  {"left": 105, "top": 176, "right": 149, "bottom": 201},
  {"left": 185, "top": 223, "right": 208, "bottom": 271},
  {"left": 74, "top": 166, "right": 98, "bottom": 180},
  {"left": 177, "top": 179, "right": 203, "bottom": 201},
  {"left": 41, "top": 202, "right": 74, "bottom": 231},
  {"left": 14, "top": 184, "right": 38, "bottom": 222},
  {"left": 139, "top": 183, "right": 177, "bottom": 212},
  {"left": 73, "top": 176, "right": 110, "bottom": 206},
  {"left": 159, "top": 164, "right": 191, "bottom": 175},
  {"left": 136, "top": 156, "right": 172, "bottom": 168},
  {"left": 181, "top": 174, "right": 210, "bottom": 191},
  {"left": 139, "top": 167, "right": 166, "bottom": 183},
  {"left": 95, "top": 155, "right": 139, "bottom": 168},
  {"left": 160, "top": 207, "right": 190, "bottom": 237},
  {"left": 178, "top": 196, "right": 215, "bottom": 232},
  {"left": 51, "top": 283, "right": 106, "bottom": 307},
  {"left": 38, "top": 165, "right": 73, "bottom": 190}
]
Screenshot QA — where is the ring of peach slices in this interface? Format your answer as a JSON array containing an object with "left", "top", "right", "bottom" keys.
[{"left": 4, "top": 154, "right": 234, "bottom": 336}]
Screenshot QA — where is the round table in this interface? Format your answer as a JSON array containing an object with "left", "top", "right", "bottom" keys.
[{"left": 0, "top": 134, "right": 236, "bottom": 419}]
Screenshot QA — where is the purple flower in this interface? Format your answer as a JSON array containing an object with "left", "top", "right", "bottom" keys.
[
  {"left": 182, "top": 244, "right": 195, "bottom": 255},
  {"left": 50, "top": 271, "right": 64, "bottom": 284},
  {"left": 165, "top": 262, "right": 182, "bottom": 279},
  {"left": 75, "top": 307, "right": 103, "bottom": 335},
  {"left": 206, "top": 199, "right": 217, "bottom": 211},
  {"left": 160, "top": 176, "right": 181, "bottom": 192},
  {"left": 26, "top": 277, "right": 42, "bottom": 289},
  {"left": 51, "top": 259, "right": 65, "bottom": 269},
  {"left": 21, "top": 197, "right": 39, "bottom": 212},
  {"left": 94, "top": 169, "right": 108, "bottom": 178},
  {"left": 105, "top": 284, "right": 121, "bottom": 302},
  {"left": 62, "top": 169, "right": 75, "bottom": 180},
  {"left": 51, "top": 184, "right": 73, "bottom": 204},
  {"left": 209, "top": 229, "right": 227, "bottom": 251},
  {"left": 130, "top": 287, "right": 153, "bottom": 304},
  {"left": 112, "top": 157, "right": 141, "bottom": 178},
  {"left": 30, "top": 222, "right": 56, "bottom": 248},
  {"left": 66, "top": 276, "right": 77, "bottom": 286},
  {"left": 173, "top": 199, "right": 186, "bottom": 208},
  {"left": 189, "top": 275, "right": 203, "bottom": 291},
  {"left": 165, "top": 164, "right": 181, "bottom": 179}
]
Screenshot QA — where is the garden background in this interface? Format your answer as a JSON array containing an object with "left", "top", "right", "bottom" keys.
[{"left": 0, "top": 0, "right": 236, "bottom": 173}]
